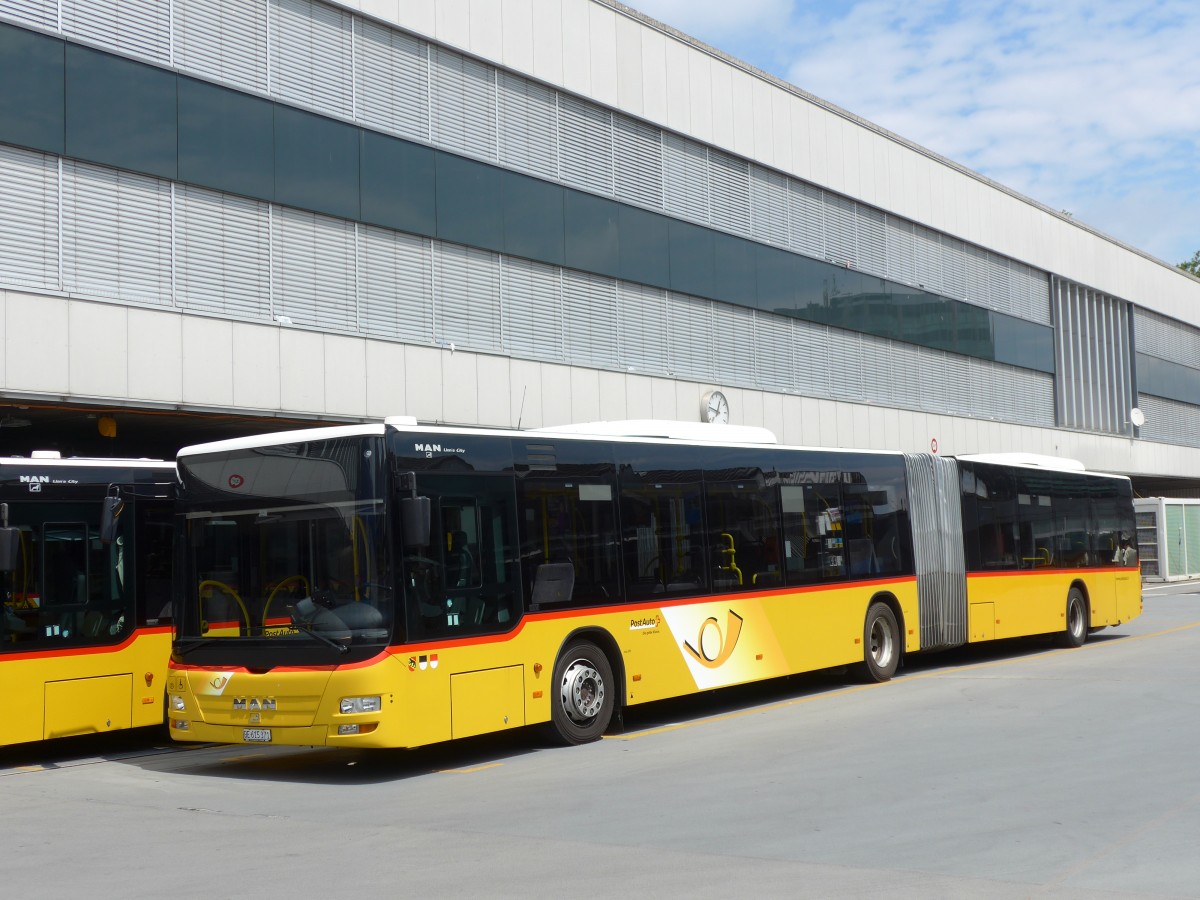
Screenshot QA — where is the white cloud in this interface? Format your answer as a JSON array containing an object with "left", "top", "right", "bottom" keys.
[{"left": 632, "top": 0, "right": 1200, "bottom": 265}]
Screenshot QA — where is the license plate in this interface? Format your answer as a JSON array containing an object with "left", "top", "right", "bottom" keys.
[{"left": 243, "top": 728, "right": 272, "bottom": 743}]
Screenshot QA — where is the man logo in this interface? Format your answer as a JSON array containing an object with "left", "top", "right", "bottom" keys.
[{"left": 683, "top": 610, "right": 744, "bottom": 669}]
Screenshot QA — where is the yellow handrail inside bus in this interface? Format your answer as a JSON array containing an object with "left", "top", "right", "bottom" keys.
[
  {"left": 261, "top": 575, "right": 311, "bottom": 628},
  {"left": 351, "top": 516, "right": 371, "bottom": 601},
  {"left": 198, "top": 579, "right": 250, "bottom": 633},
  {"left": 717, "top": 532, "right": 743, "bottom": 585}
]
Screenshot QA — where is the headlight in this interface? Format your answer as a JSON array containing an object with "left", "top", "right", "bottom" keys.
[
  {"left": 339, "top": 696, "right": 382, "bottom": 714},
  {"left": 170, "top": 694, "right": 186, "bottom": 712}
]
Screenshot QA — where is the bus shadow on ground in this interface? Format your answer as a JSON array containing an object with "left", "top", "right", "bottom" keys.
[
  {"left": 0, "top": 726, "right": 175, "bottom": 775},
  {"left": 103, "top": 632, "right": 1130, "bottom": 786},
  {"left": 131, "top": 728, "right": 546, "bottom": 786}
]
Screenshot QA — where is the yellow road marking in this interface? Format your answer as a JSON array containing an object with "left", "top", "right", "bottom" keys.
[
  {"left": 438, "top": 763, "right": 503, "bottom": 774},
  {"left": 607, "top": 619, "right": 1200, "bottom": 741}
]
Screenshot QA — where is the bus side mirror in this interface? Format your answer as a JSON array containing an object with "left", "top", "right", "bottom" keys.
[
  {"left": 400, "top": 495, "right": 431, "bottom": 549},
  {"left": 0, "top": 504, "right": 18, "bottom": 572},
  {"left": 100, "top": 493, "right": 124, "bottom": 545},
  {"left": 397, "top": 471, "right": 431, "bottom": 548}
]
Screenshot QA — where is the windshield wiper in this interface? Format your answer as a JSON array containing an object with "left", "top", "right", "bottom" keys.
[
  {"left": 173, "top": 639, "right": 208, "bottom": 657},
  {"left": 290, "top": 621, "right": 350, "bottom": 655}
]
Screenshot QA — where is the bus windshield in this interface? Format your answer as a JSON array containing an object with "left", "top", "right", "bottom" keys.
[{"left": 176, "top": 436, "right": 392, "bottom": 661}]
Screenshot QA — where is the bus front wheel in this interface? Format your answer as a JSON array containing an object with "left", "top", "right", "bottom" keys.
[
  {"left": 548, "top": 640, "right": 614, "bottom": 745},
  {"left": 857, "top": 601, "right": 900, "bottom": 683},
  {"left": 1058, "top": 587, "right": 1089, "bottom": 648}
]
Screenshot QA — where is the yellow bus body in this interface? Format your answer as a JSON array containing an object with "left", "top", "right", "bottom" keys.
[
  {"left": 1, "top": 627, "right": 172, "bottom": 746},
  {"left": 169, "top": 564, "right": 1137, "bottom": 750}
]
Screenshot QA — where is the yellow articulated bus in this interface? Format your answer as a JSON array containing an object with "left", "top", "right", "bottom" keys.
[
  {"left": 0, "top": 455, "right": 176, "bottom": 747},
  {"left": 165, "top": 419, "right": 1140, "bottom": 749}
]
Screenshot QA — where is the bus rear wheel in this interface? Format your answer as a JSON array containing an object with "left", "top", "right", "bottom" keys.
[
  {"left": 548, "top": 640, "right": 614, "bottom": 746},
  {"left": 1058, "top": 587, "right": 1089, "bottom": 648},
  {"left": 857, "top": 601, "right": 900, "bottom": 683}
]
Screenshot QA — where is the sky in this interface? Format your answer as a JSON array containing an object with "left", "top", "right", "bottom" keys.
[{"left": 628, "top": 0, "right": 1200, "bottom": 268}]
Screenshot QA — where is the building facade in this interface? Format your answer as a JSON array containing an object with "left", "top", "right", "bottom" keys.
[{"left": 1, "top": 0, "right": 1199, "bottom": 485}]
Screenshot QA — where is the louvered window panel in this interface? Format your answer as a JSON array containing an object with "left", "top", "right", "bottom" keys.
[
  {"left": 0, "top": 0, "right": 57, "bottom": 29},
  {"left": 712, "top": 303, "right": 755, "bottom": 385},
  {"left": 964, "top": 244, "right": 988, "bottom": 305},
  {"left": 941, "top": 236, "right": 967, "bottom": 300},
  {"left": 430, "top": 47, "right": 497, "bottom": 161},
  {"left": 823, "top": 194, "right": 856, "bottom": 267},
  {"left": 986, "top": 251, "right": 1010, "bottom": 312},
  {"left": 559, "top": 95, "right": 613, "bottom": 194},
  {"left": 858, "top": 333, "right": 892, "bottom": 404},
  {"left": 175, "top": 0, "right": 268, "bottom": 92},
  {"left": 968, "top": 358, "right": 1003, "bottom": 420},
  {"left": 271, "top": 207, "right": 356, "bottom": 331},
  {"left": 1138, "top": 394, "right": 1200, "bottom": 447},
  {"left": 1020, "top": 370, "right": 1054, "bottom": 427},
  {"left": 749, "top": 165, "right": 788, "bottom": 246},
  {"left": 753, "top": 313, "right": 794, "bottom": 390},
  {"left": 662, "top": 134, "right": 708, "bottom": 223},
  {"left": 827, "top": 329, "right": 863, "bottom": 400},
  {"left": 270, "top": 0, "right": 354, "bottom": 119},
  {"left": 62, "top": 161, "right": 172, "bottom": 305},
  {"left": 563, "top": 270, "right": 618, "bottom": 368},
  {"left": 433, "top": 243, "right": 500, "bottom": 350},
  {"left": 942, "top": 352, "right": 972, "bottom": 416},
  {"left": 62, "top": 0, "right": 171, "bottom": 64},
  {"left": 1013, "top": 262, "right": 1050, "bottom": 324},
  {"left": 788, "top": 181, "right": 824, "bottom": 259},
  {"left": 666, "top": 293, "right": 713, "bottom": 379},
  {"left": 175, "top": 185, "right": 270, "bottom": 320},
  {"left": 614, "top": 114, "right": 662, "bottom": 208},
  {"left": 355, "top": 18, "right": 429, "bottom": 142},
  {"left": 884, "top": 215, "right": 915, "bottom": 285},
  {"left": 498, "top": 73, "right": 557, "bottom": 180},
  {"left": 0, "top": 146, "right": 58, "bottom": 291},
  {"left": 856, "top": 205, "right": 885, "bottom": 277},
  {"left": 916, "top": 347, "right": 950, "bottom": 412},
  {"left": 708, "top": 150, "right": 750, "bottom": 234},
  {"left": 617, "top": 281, "right": 668, "bottom": 374},
  {"left": 887, "top": 340, "right": 922, "bottom": 409},
  {"left": 359, "top": 225, "right": 432, "bottom": 342},
  {"left": 914, "top": 225, "right": 943, "bottom": 293},
  {"left": 791, "top": 320, "right": 830, "bottom": 397},
  {"left": 501, "top": 256, "right": 561, "bottom": 359}
]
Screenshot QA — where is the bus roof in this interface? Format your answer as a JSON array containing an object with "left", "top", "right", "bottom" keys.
[
  {"left": 0, "top": 455, "right": 170, "bottom": 469},
  {"left": 177, "top": 417, "right": 900, "bottom": 459}
]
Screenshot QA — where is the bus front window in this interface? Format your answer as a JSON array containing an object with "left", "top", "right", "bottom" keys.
[{"left": 177, "top": 437, "right": 393, "bottom": 658}]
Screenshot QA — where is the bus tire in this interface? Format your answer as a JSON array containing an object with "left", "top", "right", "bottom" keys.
[
  {"left": 856, "top": 601, "right": 900, "bottom": 683},
  {"left": 1058, "top": 587, "right": 1089, "bottom": 648},
  {"left": 548, "top": 640, "right": 614, "bottom": 746}
]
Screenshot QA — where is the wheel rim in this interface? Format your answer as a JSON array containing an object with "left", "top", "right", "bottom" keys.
[
  {"left": 869, "top": 617, "right": 894, "bottom": 669},
  {"left": 1068, "top": 597, "right": 1085, "bottom": 638},
  {"left": 560, "top": 658, "right": 605, "bottom": 724}
]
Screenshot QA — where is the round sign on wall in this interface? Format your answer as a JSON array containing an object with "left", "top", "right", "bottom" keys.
[{"left": 930, "top": 438, "right": 938, "bottom": 454}]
